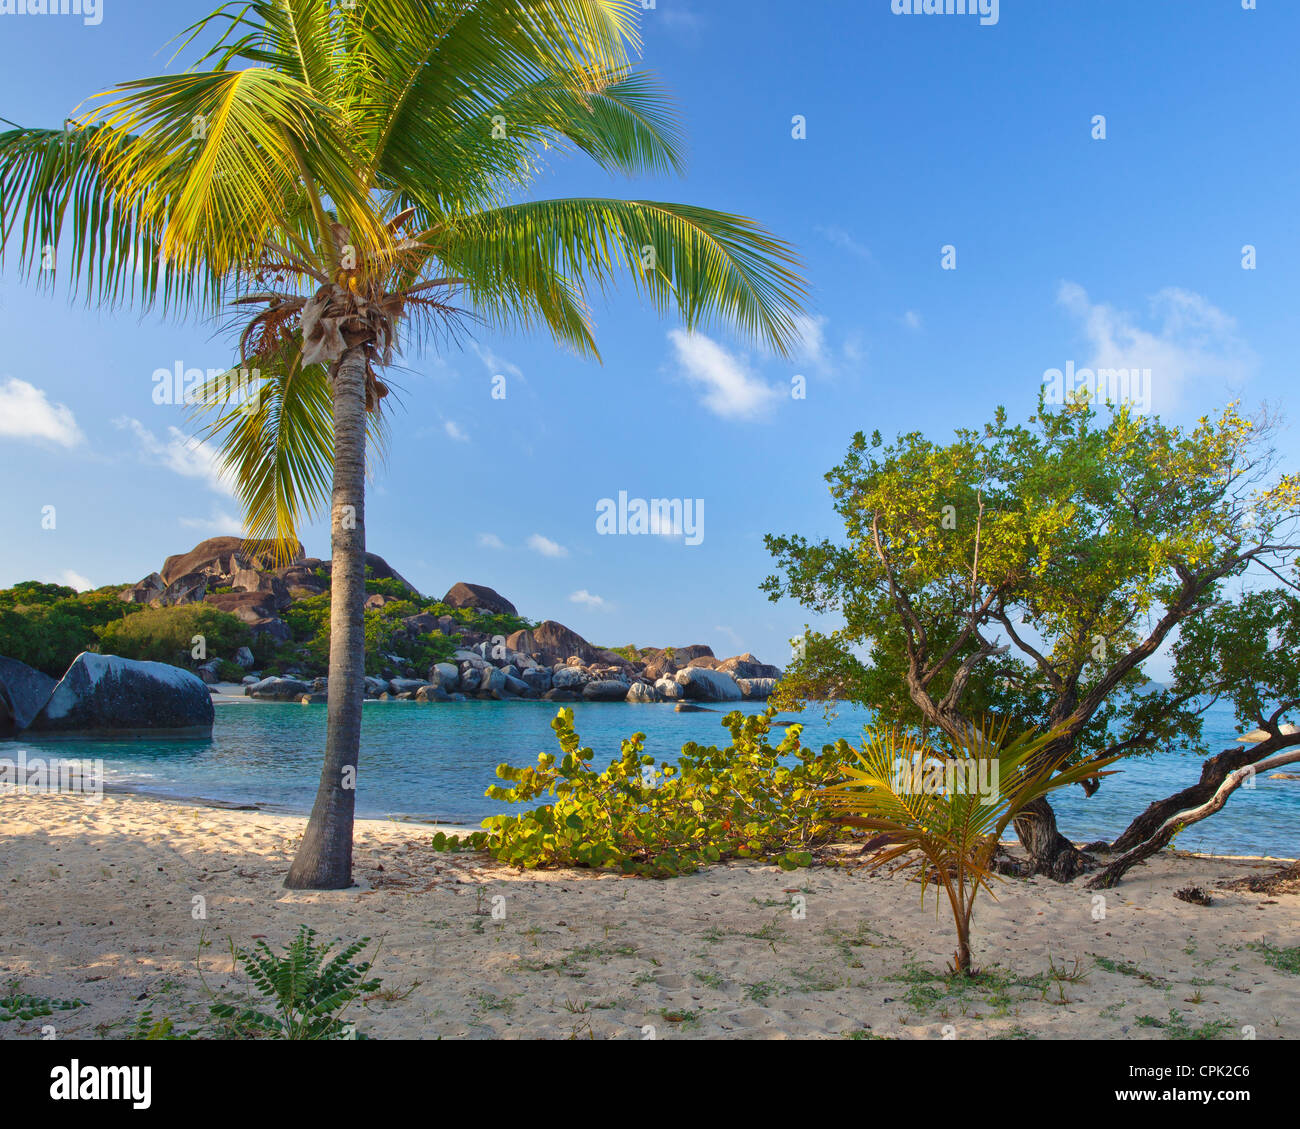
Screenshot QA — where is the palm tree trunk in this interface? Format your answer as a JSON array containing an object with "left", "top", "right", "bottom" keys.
[{"left": 284, "top": 343, "right": 369, "bottom": 890}]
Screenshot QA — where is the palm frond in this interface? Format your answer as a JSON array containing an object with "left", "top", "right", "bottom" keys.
[{"left": 434, "top": 197, "right": 806, "bottom": 356}]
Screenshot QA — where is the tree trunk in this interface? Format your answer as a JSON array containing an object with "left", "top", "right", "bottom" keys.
[
  {"left": 1010, "top": 797, "right": 1093, "bottom": 882},
  {"left": 284, "top": 344, "right": 369, "bottom": 890},
  {"left": 1086, "top": 746, "right": 1300, "bottom": 889},
  {"left": 1108, "top": 746, "right": 1258, "bottom": 854}
]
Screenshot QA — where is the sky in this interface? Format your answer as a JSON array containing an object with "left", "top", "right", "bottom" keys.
[{"left": 1, "top": 0, "right": 1297, "bottom": 678}]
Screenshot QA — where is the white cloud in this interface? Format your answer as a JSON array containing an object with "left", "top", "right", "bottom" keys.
[
  {"left": 444, "top": 420, "right": 470, "bottom": 442},
  {"left": 115, "top": 417, "right": 236, "bottom": 496},
  {"left": 179, "top": 508, "right": 245, "bottom": 535},
  {"left": 814, "top": 224, "right": 873, "bottom": 261},
  {"left": 48, "top": 569, "right": 92, "bottom": 592},
  {"left": 470, "top": 342, "right": 523, "bottom": 381},
  {"left": 528, "top": 533, "right": 568, "bottom": 559},
  {"left": 791, "top": 313, "right": 833, "bottom": 374},
  {"left": 668, "top": 330, "right": 782, "bottom": 421},
  {"left": 1056, "top": 283, "right": 1255, "bottom": 412},
  {"left": 477, "top": 533, "right": 505, "bottom": 550},
  {"left": 902, "top": 310, "right": 923, "bottom": 331},
  {"left": 0, "top": 379, "right": 84, "bottom": 447},
  {"left": 713, "top": 624, "right": 743, "bottom": 651},
  {"left": 569, "top": 589, "right": 607, "bottom": 609}
]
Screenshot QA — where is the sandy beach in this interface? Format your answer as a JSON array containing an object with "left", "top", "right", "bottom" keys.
[{"left": 1, "top": 790, "right": 1296, "bottom": 1040}]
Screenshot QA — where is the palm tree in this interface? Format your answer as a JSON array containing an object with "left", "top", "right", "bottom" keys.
[
  {"left": 0, "top": 0, "right": 808, "bottom": 889},
  {"left": 823, "top": 720, "right": 1116, "bottom": 974}
]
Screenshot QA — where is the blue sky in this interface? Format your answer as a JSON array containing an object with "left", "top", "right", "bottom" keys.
[{"left": 1, "top": 1, "right": 1296, "bottom": 676}]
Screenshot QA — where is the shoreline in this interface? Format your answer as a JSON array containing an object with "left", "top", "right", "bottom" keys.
[
  {"left": 1, "top": 790, "right": 1297, "bottom": 1040},
  {"left": 24, "top": 782, "right": 1300, "bottom": 866}
]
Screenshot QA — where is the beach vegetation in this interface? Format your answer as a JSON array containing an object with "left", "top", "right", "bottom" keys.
[
  {"left": 0, "top": 583, "right": 140, "bottom": 677},
  {"left": 767, "top": 398, "right": 1300, "bottom": 881},
  {"left": 822, "top": 718, "right": 1118, "bottom": 975},
  {"left": 207, "top": 926, "right": 380, "bottom": 1040},
  {"left": 1248, "top": 942, "right": 1300, "bottom": 975},
  {"left": 96, "top": 603, "right": 252, "bottom": 669},
  {"left": 433, "top": 706, "right": 850, "bottom": 877},
  {"left": 0, "top": 980, "right": 86, "bottom": 1023}
]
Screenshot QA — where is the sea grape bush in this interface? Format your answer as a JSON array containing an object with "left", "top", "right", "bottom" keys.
[{"left": 433, "top": 707, "right": 854, "bottom": 877}]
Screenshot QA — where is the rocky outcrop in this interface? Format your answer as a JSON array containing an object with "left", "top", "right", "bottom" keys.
[
  {"left": 675, "top": 666, "right": 743, "bottom": 702},
  {"left": 642, "top": 644, "right": 715, "bottom": 680},
  {"left": 119, "top": 572, "right": 164, "bottom": 605},
  {"left": 719, "top": 654, "right": 783, "bottom": 680},
  {"left": 443, "top": 582, "right": 518, "bottom": 617},
  {"left": 626, "top": 682, "right": 659, "bottom": 703},
  {"left": 506, "top": 621, "right": 597, "bottom": 667},
  {"left": 0, "top": 656, "right": 57, "bottom": 737},
  {"left": 655, "top": 677, "right": 684, "bottom": 701},
  {"left": 154, "top": 571, "right": 210, "bottom": 607},
  {"left": 28, "top": 653, "right": 214, "bottom": 737},
  {"left": 361, "top": 553, "right": 420, "bottom": 596},
  {"left": 245, "top": 676, "right": 313, "bottom": 701},
  {"left": 161, "top": 536, "right": 303, "bottom": 586},
  {"left": 53, "top": 538, "right": 791, "bottom": 713}
]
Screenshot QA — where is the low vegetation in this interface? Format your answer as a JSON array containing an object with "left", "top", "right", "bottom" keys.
[
  {"left": 433, "top": 707, "right": 852, "bottom": 877},
  {"left": 132, "top": 927, "right": 382, "bottom": 1040},
  {"left": 822, "top": 719, "right": 1118, "bottom": 975},
  {"left": 96, "top": 604, "right": 253, "bottom": 668},
  {"left": 0, "top": 582, "right": 140, "bottom": 676}
]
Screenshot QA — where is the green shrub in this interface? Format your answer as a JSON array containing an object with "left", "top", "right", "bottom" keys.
[
  {"left": 208, "top": 926, "right": 380, "bottom": 1040},
  {"left": 0, "top": 585, "right": 141, "bottom": 676},
  {"left": 214, "top": 659, "right": 247, "bottom": 682},
  {"left": 364, "top": 574, "right": 419, "bottom": 601},
  {"left": 96, "top": 604, "right": 252, "bottom": 668},
  {"left": 434, "top": 707, "right": 852, "bottom": 877}
]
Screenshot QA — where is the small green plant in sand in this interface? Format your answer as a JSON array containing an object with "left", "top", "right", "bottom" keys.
[
  {"left": 823, "top": 718, "right": 1117, "bottom": 975},
  {"left": 1248, "top": 942, "right": 1300, "bottom": 975},
  {"left": 0, "top": 980, "right": 85, "bottom": 1023},
  {"left": 433, "top": 707, "right": 852, "bottom": 877},
  {"left": 1134, "top": 1009, "right": 1235, "bottom": 1040},
  {"left": 207, "top": 926, "right": 381, "bottom": 1040},
  {"left": 128, "top": 1009, "right": 190, "bottom": 1041}
]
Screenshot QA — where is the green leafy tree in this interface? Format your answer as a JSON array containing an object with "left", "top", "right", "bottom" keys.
[
  {"left": 1, "top": 0, "right": 807, "bottom": 889},
  {"left": 766, "top": 399, "right": 1299, "bottom": 880},
  {"left": 0, "top": 584, "right": 140, "bottom": 676}
]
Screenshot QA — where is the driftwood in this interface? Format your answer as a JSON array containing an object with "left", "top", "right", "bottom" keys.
[{"left": 1085, "top": 747, "right": 1300, "bottom": 889}]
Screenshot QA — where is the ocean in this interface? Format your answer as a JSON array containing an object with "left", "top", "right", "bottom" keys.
[{"left": 7, "top": 698, "right": 1297, "bottom": 858}]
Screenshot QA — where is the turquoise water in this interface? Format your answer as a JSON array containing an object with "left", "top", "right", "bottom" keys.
[{"left": 6, "top": 699, "right": 1297, "bottom": 857}]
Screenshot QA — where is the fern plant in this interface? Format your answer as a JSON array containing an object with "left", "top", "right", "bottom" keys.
[
  {"left": 209, "top": 926, "right": 380, "bottom": 1040},
  {"left": 823, "top": 719, "right": 1117, "bottom": 975}
]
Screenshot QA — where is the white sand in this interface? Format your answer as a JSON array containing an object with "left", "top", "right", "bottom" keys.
[{"left": 1, "top": 791, "right": 1296, "bottom": 1040}]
